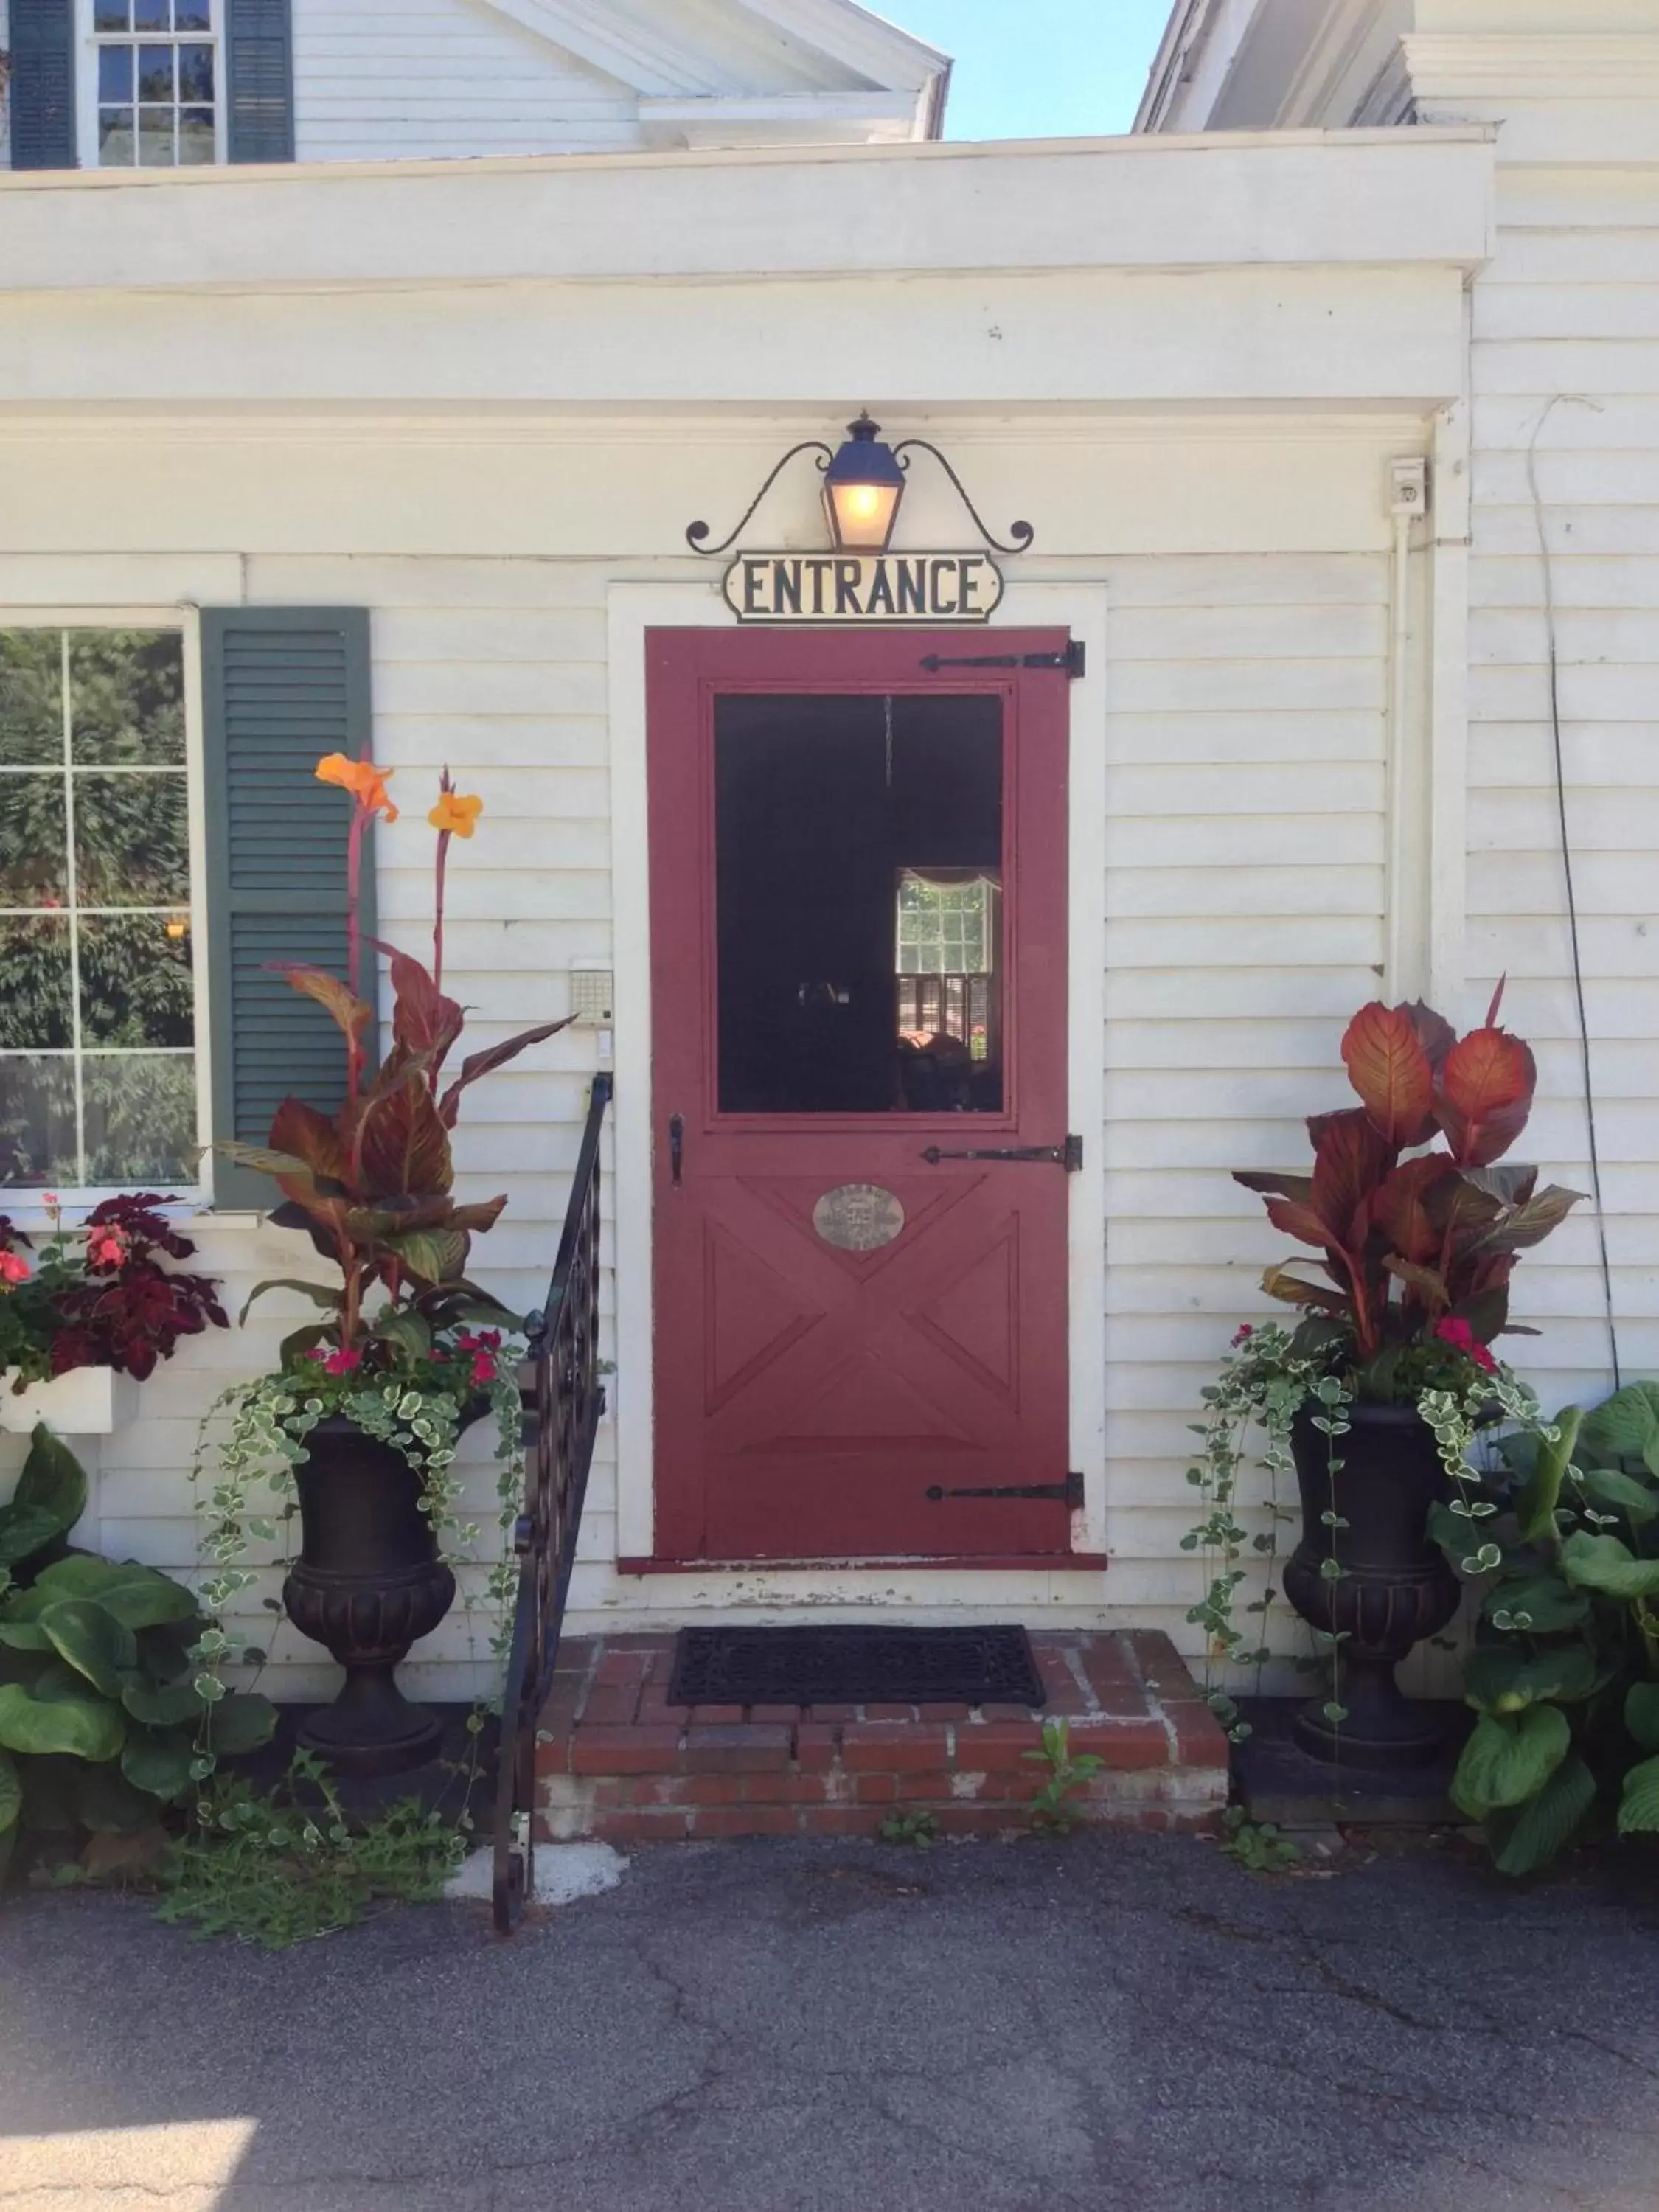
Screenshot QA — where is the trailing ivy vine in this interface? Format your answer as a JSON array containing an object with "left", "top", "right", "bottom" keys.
[
  {"left": 189, "top": 1344, "right": 525, "bottom": 1756},
  {"left": 1185, "top": 1324, "right": 1559, "bottom": 1742},
  {"left": 1183, "top": 1324, "right": 1321, "bottom": 1739}
]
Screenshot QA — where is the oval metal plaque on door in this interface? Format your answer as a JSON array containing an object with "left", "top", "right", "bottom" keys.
[{"left": 812, "top": 1184, "right": 905, "bottom": 1252}]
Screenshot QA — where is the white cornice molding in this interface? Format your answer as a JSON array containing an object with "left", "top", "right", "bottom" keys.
[
  {"left": 734, "top": 0, "right": 948, "bottom": 92},
  {"left": 639, "top": 92, "right": 924, "bottom": 149},
  {"left": 476, "top": 0, "right": 721, "bottom": 96},
  {"left": 476, "top": 0, "right": 947, "bottom": 125},
  {"left": 1274, "top": 0, "right": 1402, "bottom": 127},
  {"left": 1405, "top": 32, "right": 1659, "bottom": 97},
  {"left": 1135, "top": 0, "right": 1231, "bottom": 133}
]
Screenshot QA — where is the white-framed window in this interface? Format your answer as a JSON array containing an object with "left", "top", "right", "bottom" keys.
[
  {"left": 0, "top": 624, "right": 206, "bottom": 1196},
  {"left": 85, "top": 0, "right": 221, "bottom": 170}
]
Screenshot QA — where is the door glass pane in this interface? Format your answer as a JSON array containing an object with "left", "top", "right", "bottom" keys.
[{"left": 714, "top": 692, "right": 1004, "bottom": 1115}]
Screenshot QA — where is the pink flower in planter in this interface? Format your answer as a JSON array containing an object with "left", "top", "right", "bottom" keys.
[
  {"left": 322, "top": 1347, "right": 363, "bottom": 1377},
  {"left": 1231, "top": 1324, "right": 1254, "bottom": 1347},
  {"left": 1435, "top": 1315, "right": 1497, "bottom": 1375},
  {"left": 470, "top": 1351, "right": 496, "bottom": 1387},
  {"left": 87, "top": 1225, "right": 129, "bottom": 1270},
  {"left": 0, "top": 1251, "right": 29, "bottom": 1287}
]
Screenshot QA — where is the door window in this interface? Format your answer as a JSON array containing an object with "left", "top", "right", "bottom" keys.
[{"left": 714, "top": 692, "right": 1004, "bottom": 1116}]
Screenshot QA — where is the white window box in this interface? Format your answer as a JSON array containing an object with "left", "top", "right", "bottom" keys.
[{"left": 0, "top": 1368, "right": 139, "bottom": 1436}]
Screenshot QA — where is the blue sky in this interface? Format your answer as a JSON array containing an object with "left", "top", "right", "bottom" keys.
[{"left": 882, "top": 1, "right": 1175, "bottom": 139}]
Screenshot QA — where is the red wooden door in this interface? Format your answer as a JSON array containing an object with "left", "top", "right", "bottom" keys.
[{"left": 647, "top": 627, "right": 1071, "bottom": 1562}]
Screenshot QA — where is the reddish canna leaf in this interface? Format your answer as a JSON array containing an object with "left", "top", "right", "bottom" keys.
[
  {"left": 355, "top": 1076, "right": 453, "bottom": 1198},
  {"left": 1452, "top": 1282, "right": 1512, "bottom": 1343},
  {"left": 1421, "top": 1170, "right": 1503, "bottom": 1240},
  {"left": 1406, "top": 1001, "right": 1458, "bottom": 1074},
  {"left": 1310, "top": 1109, "right": 1396, "bottom": 1249},
  {"left": 1261, "top": 1266, "right": 1353, "bottom": 1315},
  {"left": 1341, "top": 1001, "right": 1437, "bottom": 1146},
  {"left": 1472, "top": 1183, "right": 1587, "bottom": 1256},
  {"left": 273, "top": 963, "right": 372, "bottom": 1043},
  {"left": 1372, "top": 1155, "right": 1461, "bottom": 1266},
  {"left": 1263, "top": 1197, "right": 1336, "bottom": 1249},
  {"left": 437, "top": 1018, "right": 575, "bottom": 1129},
  {"left": 268, "top": 1098, "right": 352, "bottom": 1187},
  {"left": 1464, "top": 1162, "right": 1538, "bottom": 1208},
  {"left": 384, "top": 947, "right": 465, "bottom": 1071},
  {"left": 1382, "top": 1254, "right": 1452, "bottom": 1311},
  {"left": 1233, "top": 1169, "right": 1315, "bottom": 1204},
  {"left": 1438, "top": 1024, "right": 1537, "bottom": 1167}
]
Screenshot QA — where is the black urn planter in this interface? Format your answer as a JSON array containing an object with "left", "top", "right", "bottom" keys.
[
  {"left": 282, "top": 1416, "right": 457, "bottom": 1778},
  {"left": 1283, "top": 1402, "right": 1462, "bottom": 1770}
]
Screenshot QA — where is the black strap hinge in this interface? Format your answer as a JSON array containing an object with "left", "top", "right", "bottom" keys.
[
  {"left": 919, "top": 641, "right": 1085, "bottom": 679},
  {"left": 925, "top": 1472, "right": 1085, "bottom": 1509},
  {"left": 920, "top": 1135, "right": 1082, "bottom": 1172}
]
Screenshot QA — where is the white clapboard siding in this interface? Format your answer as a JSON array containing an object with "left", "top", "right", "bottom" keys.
[
  {"left": 290, "top": 0, "right": 644, "bottom": 164},
  {"left": 1094, "top": 545, "right": 1389, "bottom": 1683},
  {"left": 1461, "top": 105, "right": 1659, "bottom": 1435}
]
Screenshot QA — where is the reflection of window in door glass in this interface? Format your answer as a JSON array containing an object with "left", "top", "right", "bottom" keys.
[
  {"left": 714, "top": 692, "right": 1002, "bottom": 1114},
  {"left": 895, "top": 872, "right": 999, "bottom": 1053}
]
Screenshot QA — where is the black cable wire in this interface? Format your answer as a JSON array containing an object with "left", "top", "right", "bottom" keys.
[{"left": 1528, "top": 396, "right": 1621, "bottom": 1390}]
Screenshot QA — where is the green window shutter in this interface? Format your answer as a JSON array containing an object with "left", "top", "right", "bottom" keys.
[
  {"left": 225, "top": 0, "right": 295, "bottom": 164},
  {"left": 11, "top": 0, "right": 77, "bottom": 172},
  {"left": 201, "top": 609, "right": 376, "bottom": 1213}
]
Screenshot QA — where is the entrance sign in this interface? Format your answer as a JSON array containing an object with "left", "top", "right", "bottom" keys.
[{"left": 723, "top": 550, "right": 1004, "bottom": 625}]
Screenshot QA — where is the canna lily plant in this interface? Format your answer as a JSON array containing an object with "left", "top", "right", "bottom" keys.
[
  {"left": 218, "top": 757, "right": 570, "bottom": 1366},
  {"left": 1235, "top": 987, "right": 1585, "bottom": 1395},
  {"left": 1186, "top": 991, "right": 1586, "bottom": 1736}
]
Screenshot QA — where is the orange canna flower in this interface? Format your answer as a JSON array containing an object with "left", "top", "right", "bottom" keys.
[
  {"left": 315, "top": 752, "right": 398, "bottom": 824},
  {"left": 429, "top": 789, "right": 484, "bottom": 839}
]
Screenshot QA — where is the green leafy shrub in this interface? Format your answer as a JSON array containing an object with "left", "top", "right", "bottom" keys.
[
  {"left": 1441, "top": 1382, "right": 1659, "bottom": 1874},
  {"left": 0, "top": 1425, "right": 276, "bottom": 1886},
  {"left": 159, "top": 1750, "right": 468, "bottom": 1949}
]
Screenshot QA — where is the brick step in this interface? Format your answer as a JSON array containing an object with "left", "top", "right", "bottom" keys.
[{"left": 535, "top": 1630, "right": 1229, "bottom": 1844}]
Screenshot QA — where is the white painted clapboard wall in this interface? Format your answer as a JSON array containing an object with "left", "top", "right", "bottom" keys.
[
  {"left": 1458, "top": 125, "right": 1659, "bottom": 1418},
  {"left": 291, "top": 0, "right": 643, "bottom": 162}
]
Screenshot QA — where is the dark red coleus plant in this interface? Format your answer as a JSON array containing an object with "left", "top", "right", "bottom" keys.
[
  {"left": 47, "top": 1196, "right": 229, "bottom": 1382},
  {"left": 1237, "top": 988, "right": 1584, "bottom": 1363}
]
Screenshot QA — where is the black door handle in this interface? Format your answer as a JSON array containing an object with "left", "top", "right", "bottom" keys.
[{"left": 668, "top": 1114, "right": 684, "bottom": 1187}]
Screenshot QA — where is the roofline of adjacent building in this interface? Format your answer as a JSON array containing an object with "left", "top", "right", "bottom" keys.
[{"left": 1135, "top": 0, "right": 1234, "bottom": 133}]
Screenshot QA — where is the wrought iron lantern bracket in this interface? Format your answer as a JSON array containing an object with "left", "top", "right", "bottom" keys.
[{"left": 684, "top": 417, "right": 1034, "bottom": 557}]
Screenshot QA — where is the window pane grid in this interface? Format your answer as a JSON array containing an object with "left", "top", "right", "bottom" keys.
[
  {"left": 0, "top": 629, "right": 195, "bottom": 1189},
  {"left": 95, "top": 0, "right": 215, "bottom": 169}
]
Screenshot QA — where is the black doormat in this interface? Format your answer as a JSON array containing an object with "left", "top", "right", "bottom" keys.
[{"left": 668, "top": 1624, "right": 1045, "bottom": 1710}]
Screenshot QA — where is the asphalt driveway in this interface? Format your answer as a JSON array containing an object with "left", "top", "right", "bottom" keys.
[{"left": 0, "top": 1831, "right": 1655, "bottom": 2212}]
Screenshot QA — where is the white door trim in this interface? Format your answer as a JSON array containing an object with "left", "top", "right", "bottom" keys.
[{"left": 605, "top": 576, "right": 1109, "bottom": 1573}]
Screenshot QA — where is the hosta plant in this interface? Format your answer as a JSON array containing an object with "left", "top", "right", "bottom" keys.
[
  {"left": 0, "top": 1426, "right": 275, "bottom": 1888},
  {"left": 1443, "top": 1382, "right": 1659, "bottom": 1874}
]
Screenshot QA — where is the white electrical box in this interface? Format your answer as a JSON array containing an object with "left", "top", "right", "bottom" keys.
[{"left": 569, "top": 965, "right": 614, "bottom": 1027}]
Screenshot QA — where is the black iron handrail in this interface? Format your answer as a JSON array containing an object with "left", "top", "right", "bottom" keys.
[{"left": 493, "top": 1071, "right": 613, "bottom": 1933}]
